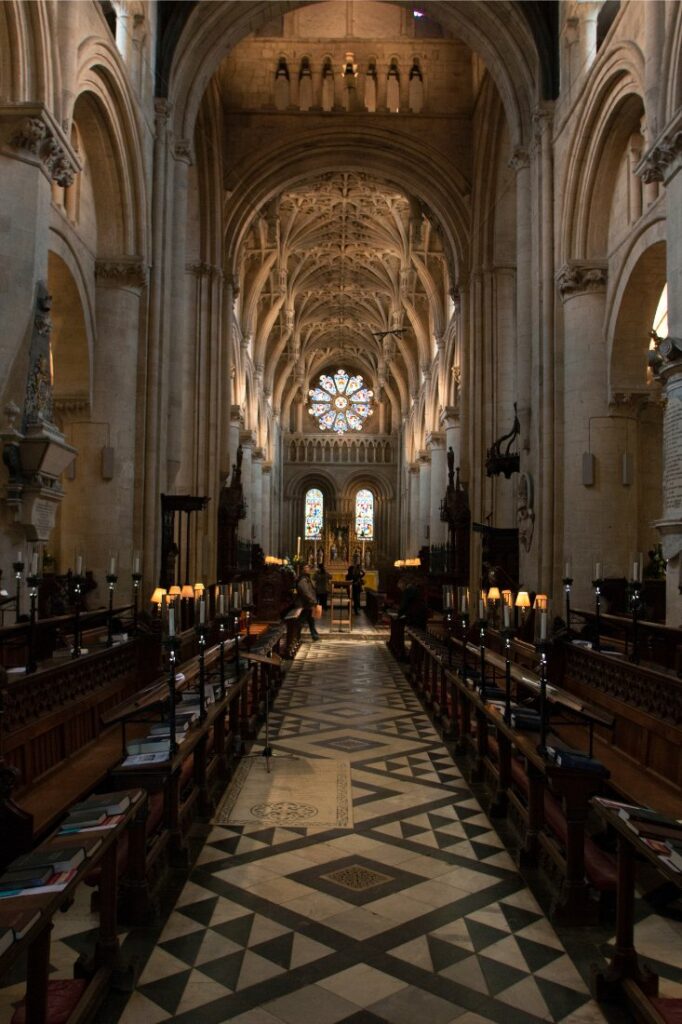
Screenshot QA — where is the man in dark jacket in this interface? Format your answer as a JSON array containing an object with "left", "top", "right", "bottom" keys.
[
  {"left": 296, "top": 564, "right": 321, "bottom": 641},
  {"left": 346, "top": 562, "right": 365, "bottom": 614}
]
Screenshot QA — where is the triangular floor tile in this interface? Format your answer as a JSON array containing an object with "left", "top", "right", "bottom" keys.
[
  {"left": 159, "top": 928, "right": 207, "bottom": 967},
  {"left": 434, "top": 831, "right": 465, "bottom": 850},
  {"left": 465, "top": 919, "right": 510, "bottom": 953},
  {"left": 439, "top": 954, "right": 488, "bottom": 994},
  {"left": 139, "top": 969, "right": 192, "bottom": 1015},
  {"left": 428, "top": 812, "right": 458, "bottom": 829},
  {"left": 478, "top": 955, "right": 531, "bottom": 997},
  {"left": 400, "top": 822, "right": 427, "bottom": 839},
  {"left": 427, "top": 935, "right": 472, "bottom": 972},
  {"left": 213, "top": 913, "right": 255, "bottom": 948},
  {"left": 251, "top": 932, "right": 295, "bottom": 969},
  {"left": 497, "top": 975, "right": 551, "bottom": 1019},
  {"left": 536, "top": 975, "right": 591, "bottom": 1020},
  {"left": 196, "top": 949, "right": 245, "bottom": 990},
  {"left": 195, "top": 929, "right": 243, "bottom": 966},
  {"left": 209, "top": 897, "right": 254, "bottom": 928},
  {"left": 516, "top": 935, "right": 565, "bottom": 973},
  {"left": 138, "top": 948, "right": 192, "bottom": 985},
  {"left": 175, "top": 969, "right": 231, "bottom": 1014},
  {"left": 237, "top": 949, "right": 287, "bottom": 990},
  {"left": 178, "top": 897, "right": 220, "bottom": 928},
  {"left": 290, "top": 933, "right": 334, "bottom": 969},
  {"left": 247, "top": 916, "right": 291, "bottom": 947}
]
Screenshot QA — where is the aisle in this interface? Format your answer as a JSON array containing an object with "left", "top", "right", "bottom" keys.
[{"left": 117, "top": 634, "right": 607, "bottom": 1024}]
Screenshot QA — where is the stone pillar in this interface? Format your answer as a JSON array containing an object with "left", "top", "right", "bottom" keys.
[
  {"left": 166, "top": 142, "right": 192, "bottom": 486},
  {"left": 239, "top": 430, "right": 255, "bottom": 544},
  {"left": 221, "top": 277, "right": 237, "bottom": 476},
  {"left": 637, "top": 112, "right": 682, "bottom": 622},
  {"left": 295, "top": 396, "right": 304, "bottom": 433},
  {"left": 228, "top": 406, "right": 241, "bottom": 471},
  {"left": 418, "top": 451, "right": 431, "bottom": 551},
  {"left": 427, "top": 432, "right": 447, "bottom": 546},
  {"left": 251, "top": 447, "right": 264, "bottom": 546},
  {"left": 441, "top": 406, "right": 461, "bottom": 467},
  {"left": 408, "top": 464, "right": 420, "bottom": 554},
  {"left": 261, "top": 463, "right": 272, "bottom": 555},
  {"left": 557, "top": 262, "right": 621, "bottom": 607}
]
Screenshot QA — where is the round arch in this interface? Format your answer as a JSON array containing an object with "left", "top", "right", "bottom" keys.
[{"left": 167, "top": 0, "right": 539, "bottom": 154}]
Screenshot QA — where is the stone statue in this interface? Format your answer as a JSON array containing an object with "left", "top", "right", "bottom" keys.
[
  {"left": 447, "top": 446, "right": 455, "bottom": 489},
  {"left": 24, "top": 282, "right": 55, "bottom": 427},
  {"left": 517, "top": 472, "right": 535, "bottom": 552}
]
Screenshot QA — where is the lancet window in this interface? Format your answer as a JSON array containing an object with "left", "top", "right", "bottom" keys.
[
  {"left": 304, "top": 488, "right": 324, "bottom": 539},
  {"left": 355, "top": 489, "right": 374, "bottom": 540}
]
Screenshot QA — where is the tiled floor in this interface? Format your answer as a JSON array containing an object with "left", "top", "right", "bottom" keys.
[{"left": 1, "top": 620, "right": 680, "bottom": 1023}]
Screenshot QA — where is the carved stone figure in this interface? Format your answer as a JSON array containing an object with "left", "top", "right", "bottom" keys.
[
  {"left": 24, "top": 282, "right": 55, "bottom": 427},
  {"left": 517, "top": 472, "right": 535, "bottom": 552}
]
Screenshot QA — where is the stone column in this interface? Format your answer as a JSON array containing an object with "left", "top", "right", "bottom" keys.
[
  {"left": 408, "top": 464, "right": 420, "bottom": 554},
  {"left": 239, "top": 430, "right": 255, "bottom": 545},
  {"left": 557, "top": 261, "right": 620, "bottom": 607},
  {"left": 261, "top": 462, "right": 272, "bottom": 555},
  {"left": 221, "top": 276, "right": 237, "bottom": 476},
  {"left": 637, "top": 112, "right": 682, "bottom": 622},
  {"left": 251, "top": 447, "right": 264, "bottom": 546},
  {"left": 418, "top": 451, "right": 431, "bottom": 552},
  {"left": 427, "top": 432, "right": 447, "bottom": 546},
  {"left": 166, "top": 141, "right": 192, "bottom": 486}
]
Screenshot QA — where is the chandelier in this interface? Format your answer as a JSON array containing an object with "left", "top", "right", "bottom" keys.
[{"left": 307, "top": 369, "right": 374, "bottom": 435}]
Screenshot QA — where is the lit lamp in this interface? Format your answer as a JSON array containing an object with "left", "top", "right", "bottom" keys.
[
  {"left": 515, "top": 590, "right": 531, "bottom": 627},
  {"left": 442, "top": 585, "right": 455, "bottom": 665},
  {"left": 150, "top": 587, "right": 167, "bottom": 616},
  {"left": 487, "top": 586, "right": 501, "bottom": 629},
  {"left": 215, "top": 584, "right": 228, "bottom": 698},
  {"left": 629, "top": 552, "right": 643, "bottom": 664}
]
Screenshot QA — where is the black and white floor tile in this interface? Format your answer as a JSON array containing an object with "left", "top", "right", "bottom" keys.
[{"left": 1, "top": 618, "right": 680, "bottom": 1024}]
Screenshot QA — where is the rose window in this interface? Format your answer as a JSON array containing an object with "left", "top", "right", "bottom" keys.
[{"left": 308, "top": 369, "right": 374, "bottom": 434}]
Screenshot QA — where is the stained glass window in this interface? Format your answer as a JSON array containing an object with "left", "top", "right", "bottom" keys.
[
  {"left": 355, "top": 489, "right": 374, "bottom": 540},
  {"left": 308, "top": 369, "right": 374, "bottom": 435},
  {"left": 305, "top": 488, "right": 323, "bottom": 539}
]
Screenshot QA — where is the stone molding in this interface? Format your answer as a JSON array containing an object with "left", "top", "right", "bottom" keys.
[
  {"left": 440, "top": 404, "right": 460, "bottom": 428},
  {"left": 426, "top": 431, "right": 446, "bottom": 450},
  {"left": 186, "top": 261, "right": 222, "bottom": 279},
  {"left": 2, "top": 103, "right": 82, "bottom": 186},
  {"left": 95, "top": 257, "right": 148, "bottom": 289},
  {"left": 556, "top": 261, "right": 607, "bottom": 299},
  {"left": 508, "top": 147, "right": 530, "bottom": 172},
  {"left": 252, "top": 446, "right": 266, "bottom": 462},
  {"left": 635, "top": 109, "right": 682, "bottom": 184},
  {"left": 417, "top": 449, "right": 431, "bottom": 464},
  {"left": 239, "top": 429, "right": 257, "bottom": 448}
]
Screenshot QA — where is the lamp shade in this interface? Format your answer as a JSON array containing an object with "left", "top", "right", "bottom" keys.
[
  {"left": 487, "top": 586, "right": 501, "bottom": 601},
  {"left": 181, "top": 584, "right": 194, "bottom": 599},
  {"left": 168, "top": 585, "right": 181, "bottom": 599},
  {"left": 194, "top": 582, "right": 205, "bottom": 592},
  {"left": 515, "top": 590, "right": 531, "bottom": 609},
  {"left": 150, "top": 587, "right": 167, "bottom": 605}
]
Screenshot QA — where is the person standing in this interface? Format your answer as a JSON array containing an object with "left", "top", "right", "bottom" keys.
[
  {"left": 296, "top": 564, "right": 321, "bottom": 641},
  {"left": 314, "top": 563, "right": 331, "bottom": 610},
  {"left": 346, "top": 561, "right": 365, "bottom": 615}
]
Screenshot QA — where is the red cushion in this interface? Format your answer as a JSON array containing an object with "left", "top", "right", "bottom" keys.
[
  {"left": 650, "top": 999, "right": 682, "bottom": 1024},
  {"left": 12, "top": 979, "right": 88, "bottom": 1024},
  {"left": 543, "top": 791, "right": 616, "bottom": 890}
]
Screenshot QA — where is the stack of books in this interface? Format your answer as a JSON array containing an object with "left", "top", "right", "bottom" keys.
[
  {"left": 0, "top": 909, "right": 41, "bottom": 948},
  {"left": 594, "top": 798, "right": 682, "bottom": 873},
  {"left": 510, "top": 707, "right": 542, "bottom": 731},
  {"left": 544, "top": 746, "right": 607, "bottom": 775},
  {"left": 0, "top": 846, "right": 87, "bottom": 898},
  {"left": 59, "top": 793, "right": 131, "bottom": 834},
  {"left": 120, "top": 707, "right": 201, "bottom": 767}
]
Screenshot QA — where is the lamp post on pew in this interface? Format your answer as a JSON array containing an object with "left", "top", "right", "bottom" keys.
[
  {"left": 131, "top": 550, "right": 142, "bottom": 634},
  {"left": 195, "top": 591, "right": 208, "bottom": 721},
  {"left": 501, "top": 589, "right": 514, "bottom": 723},
  {"left": 629, "top": 553, "right": 643, "bottom": 665},
  {"left": 534, "top": 595, "right": 551, "bottom": 754},
  {"left": 106, "top": 553, "right": 118, "bottom": 648},
  {"left": 164, "top": 597, "right": 180, "bottom": 756},
  {"left": 442, "top": 585, "right": 454, "bottom": 666},
  {"left": 457, "top": 586, "right": 469, "bottom": 685},
  {"left": 216, "top": 586, "right": 228, "bottom": 698},
  {"left": 231, "top": 582, "right": 242, "bottom": 678},
  {"left": 12, "top": 554, "right": 24, "bottom": 624},
  {"left": 478, "top": 590, "right": 488, "bottom": 694},
  {"left": 25, "top": 552, "right": 41, "bottom": 675},
  {"left": 592, "top": 560, "right": 603, "bottom": 652},
  {"left": 242, "top": 581, "right": 254, "bottom": 650},
  {"left": 562, "top": 559, "right": 573, "bottom": 638},
  {"left": 72, "top": 553, "right": 85, "bottom": 658}
]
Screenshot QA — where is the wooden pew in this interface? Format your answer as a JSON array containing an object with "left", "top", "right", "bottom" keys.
[
  {"left": 0, "top": 788, "right": 146, "bottom": 1024},
  {"left": 573, "top": 607, "right": 682, "bottom": 676}
]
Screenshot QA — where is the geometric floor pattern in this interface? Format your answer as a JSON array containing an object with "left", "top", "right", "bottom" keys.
[
  {"left": 116, "top": 633, "right": 610, "bottom": 1024},
  {"left": 2, "top": 624, "right": 679, "bottom": 1023}
]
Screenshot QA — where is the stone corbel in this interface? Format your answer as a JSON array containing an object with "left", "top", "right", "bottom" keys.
[
  {"left": 635, "top": 109, "right": 682, "bottom": 184},
  {"left": 556, "top": 260, "right": 607, "bottom": 300},
  {"left": 426, "top": 431, "right": 445, "bottom": 451},
  {"left": 95, "top": 257, "right": 148, "bottom": 290},
  {"left": 1, "top": 103, "right": 82, "bottom": 186}
]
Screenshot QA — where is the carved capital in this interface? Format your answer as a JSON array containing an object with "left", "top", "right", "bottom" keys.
[
  {"left": 508, "top": 146, "right": 530, "bottom": 172},
  {"left": 636, "top": 110, "right": 682, "bottom": 184},
  {"left": 174, "top": 138, "right": 193, "bottom": 164},
  {"left": 5, "top": 106, "right": 81, "bottom": 186},
  {"left": 556, "top": 261, "right": 607, "bottom": 299},
  {"left": 95, "top": 257, "right": 147, "bottom": 289}
]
